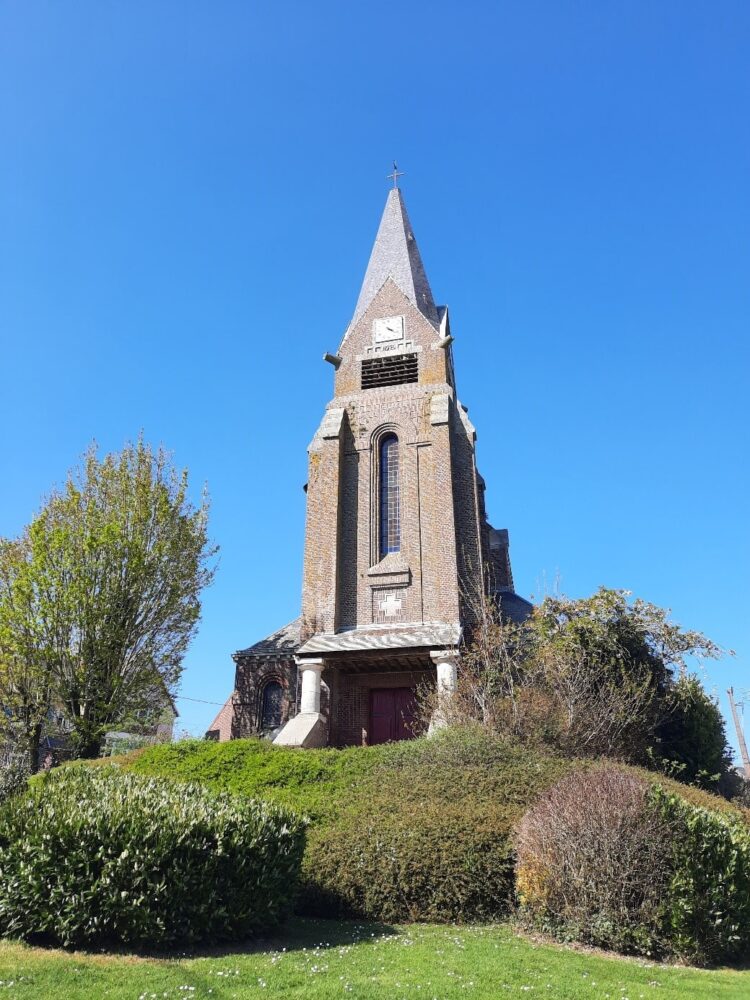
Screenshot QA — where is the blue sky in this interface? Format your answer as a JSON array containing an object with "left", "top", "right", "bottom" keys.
[{"left": 1, "top": 2, "right": 748, "bottom": 751}]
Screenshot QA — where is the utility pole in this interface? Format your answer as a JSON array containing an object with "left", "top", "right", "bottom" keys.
[{"left": 728, "top": 687, "right": 750, "bottom": 779}]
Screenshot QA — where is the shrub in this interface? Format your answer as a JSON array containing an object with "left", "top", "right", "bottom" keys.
[
  {"left": 301, "top": 727, "right": 573, "bottom": 922},
  {"left": 0, "top": 765, "right": 306, "bottom": 949},
  {"left": 101, "top": 728, "right": 749, "bottom": 931},
  {"left": 0, "top": 757, "right": 30, "bottom": 804},
  {"left": 656, "top": 674, "right": 734, "bottom": 791},
  {"left": 128, "top": 736, "right": 390, "bottom": 822},
  {"left": 118, "top": 727, "right": 573, "bottom": 923},
  {"left": 652, "top": 787, "right": 750, "bottom": 964},
  {"left": 515, "top": 767, "right": 750, "bottom": 964},
  {"left": 303, "top": 794, "right": 516, "bottom": 922},
  {"left": 515, "top": 768, "right": 672, "bottom": 956}
]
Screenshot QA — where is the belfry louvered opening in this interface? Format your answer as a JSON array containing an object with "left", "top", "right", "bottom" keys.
[{"left": 361, "top": 353, "right": 418, "bottom": 390}]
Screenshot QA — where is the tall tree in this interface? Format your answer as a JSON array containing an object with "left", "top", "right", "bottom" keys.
[
  {"left": 3, "top": 439, "right": 217, "bottom": 759},
  {"left": 0, "top": 537, "right": 57, "bottom": 771}
]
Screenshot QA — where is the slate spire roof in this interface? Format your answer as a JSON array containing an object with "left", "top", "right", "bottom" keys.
[{"left": 348, "top": 188, "right": 439, "bottom": 331}]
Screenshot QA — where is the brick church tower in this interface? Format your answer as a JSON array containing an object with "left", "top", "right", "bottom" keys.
[{"left": 207, "top": 184, "right": 530, "bottom": 746}]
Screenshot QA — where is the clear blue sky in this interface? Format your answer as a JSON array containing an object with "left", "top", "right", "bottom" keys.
[{"left": 1, "top": 2, "right": 748, "bottom": 752}]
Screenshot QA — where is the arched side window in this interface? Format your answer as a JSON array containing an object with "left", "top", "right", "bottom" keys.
[
  {"left": 379, "top": 434, "right": 401, "bottom": 556},
  {"left": 260, "top": 680, "right": 283, "bottom": 730}
]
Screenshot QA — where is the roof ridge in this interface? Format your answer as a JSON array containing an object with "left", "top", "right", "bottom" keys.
[{"left": 234, "top": 616, "right": 303, "bottom": 659}]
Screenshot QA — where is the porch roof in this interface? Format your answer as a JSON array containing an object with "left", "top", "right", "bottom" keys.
[{"left": 296, "top": 622, "right": 461, "bottom": 657}]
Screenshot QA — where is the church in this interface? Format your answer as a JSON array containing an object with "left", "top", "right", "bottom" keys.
[{"left": 207, "top": 182, "right": 530, "bottom": 748}]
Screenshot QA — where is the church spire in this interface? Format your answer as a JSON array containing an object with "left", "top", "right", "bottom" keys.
[{"left": 348, "top": 187, "right": 439, "bottom": 331}]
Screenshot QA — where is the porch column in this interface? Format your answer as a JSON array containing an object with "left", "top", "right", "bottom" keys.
[
  {"left": 299, "top": 658, "right": 324, "bottom": 714},
  {"left": 273, "top": 657, "right": 328, "bottom": 748},
  {"left": 429, "top": 649, "right": 459, "bottom": 731}
]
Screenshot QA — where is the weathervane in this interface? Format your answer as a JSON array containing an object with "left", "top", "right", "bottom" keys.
[{"left": 386, "top": 160, "right": 404, "bottom": 188}]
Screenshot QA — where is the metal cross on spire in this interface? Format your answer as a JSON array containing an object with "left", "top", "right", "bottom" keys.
[{"left": 386, "top": 160, "right": 404, "bottom": 188}]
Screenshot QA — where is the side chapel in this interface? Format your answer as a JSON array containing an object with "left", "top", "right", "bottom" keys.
[{"left": 207, "top": 183, "right": 530, "bottom": 747}]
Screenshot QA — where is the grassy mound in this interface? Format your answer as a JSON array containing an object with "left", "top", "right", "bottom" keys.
[
  {"left": 102, "top": 728, "right": 747, "bottom": 926},
  {"left": 113, "top": 730, "right": 571, "bottom": 921}
]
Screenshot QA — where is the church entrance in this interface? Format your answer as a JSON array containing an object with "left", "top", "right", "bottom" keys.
[{"left": 369, "top": 687, "right": 418, "bottom": 744}]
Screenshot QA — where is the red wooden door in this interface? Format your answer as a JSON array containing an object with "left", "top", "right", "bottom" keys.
[{"left": 370, "top": 688, "right": 417, "bottom": 745}]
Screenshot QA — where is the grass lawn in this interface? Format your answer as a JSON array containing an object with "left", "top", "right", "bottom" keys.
[{"left": 0, "top": 919, "right": 747, "bottom": 1000}]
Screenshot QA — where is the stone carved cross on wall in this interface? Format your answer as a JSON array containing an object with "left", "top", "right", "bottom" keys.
[{"left": 379, "top": 592, "right": 403, "bottom": 618}]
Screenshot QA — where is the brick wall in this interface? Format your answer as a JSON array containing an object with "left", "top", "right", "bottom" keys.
[
  {"left": 301, "top": 279, "right": 485, "bottom": 639},
  {"left": 326, "top": 665, "right": 433, "bottom": 746},
  {"left": 232, "top": 656, "right": 298, "bottom": 738}
]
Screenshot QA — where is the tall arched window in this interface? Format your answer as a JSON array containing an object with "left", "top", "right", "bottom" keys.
[
  {"left": 379, "top": 434, "right": 401, "bottom": 556},
  {"left": 260, "top": 681, "right": 283, "bottom": 730}
]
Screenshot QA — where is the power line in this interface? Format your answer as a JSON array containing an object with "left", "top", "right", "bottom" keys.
[{"left": 173, "top": 694, "right": 226, "bottom": 707}]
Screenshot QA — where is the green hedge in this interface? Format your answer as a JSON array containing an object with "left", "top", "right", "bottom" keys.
[
  {"left": 654, "top": 787, "right": 750, "bottom": 964},
  {"left": 96, "top": 729, "right": 750, "bottom": 933},
  {"left": 304, "top": 795, "right": 516, "bottom": 922},
  {"left": 127, "top": 736, "right": 393, "bottom": 821},
  {"left": 301, "top": 728, "right": 572, "bottom": 922},
  {"left": 0, "top": 766, "right": 306, "bottom": 949},
  {"left": 126, "top": 728, "right": 572, "bottom": 923}
]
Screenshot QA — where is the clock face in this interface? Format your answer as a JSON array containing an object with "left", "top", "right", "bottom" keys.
[{"left": 373, "top": 315, "right": 405, "bottom": 344}]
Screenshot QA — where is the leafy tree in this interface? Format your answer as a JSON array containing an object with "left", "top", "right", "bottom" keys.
[
  {"left": 656, "top": 673, "right": 733, "bottom": 790},
  {"left": 528, "top": 588, "right": 722, "bottom": 694},
  {"left": 0, "top": 439, "right": 217, "bottom": 759},
  {"left": 443, "top": 586, "right": 729, "bottom": 773},
  {"left": 525, "top": 588, "right": 725, "bottom": 762},
  {"left": 0, "top": 537, "right": 58, "bottom": 771}
]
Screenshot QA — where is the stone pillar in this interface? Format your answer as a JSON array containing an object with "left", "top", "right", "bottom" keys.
[
  {"left": 429, "top": 649, "right": 459, "bottom": 732},
  {"left": 273, "top": 657, "right": 328, "bottom": 748},
  {"left": 299, "top": 658, "right": 324, "bottom": 714}
]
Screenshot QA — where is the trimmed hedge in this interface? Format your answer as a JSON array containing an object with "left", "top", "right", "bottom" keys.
[
  {"left": 126, "top": 728, "right": 573, "bottom": 923},
  {"left": 303, "top": 729, "right": 571, "bottom": 921},
  {"left": 516, "top": 767, "right": 750, "bottom": 965},
  {"left": 0, "top": 765, "right": 306, "bottom": 949},
  {"left": 304, "top": 794, "right": 517, "bottom": 922},
  {"left": 93, "top": 729, "right": 750, "bottom": 934},
  {"left": 127, "top": 736, "right": 395, "bottom": 821},
  {"left": 654, "top": 786, "right": 750, "bottom": 964}
]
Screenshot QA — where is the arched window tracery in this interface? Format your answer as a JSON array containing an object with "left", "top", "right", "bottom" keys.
[
  {"left": 260, "top": 680, "right": 283, "bottom": 730},
  {"left": 379, "top": 434, "right": 401, "bottom": 557}
]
